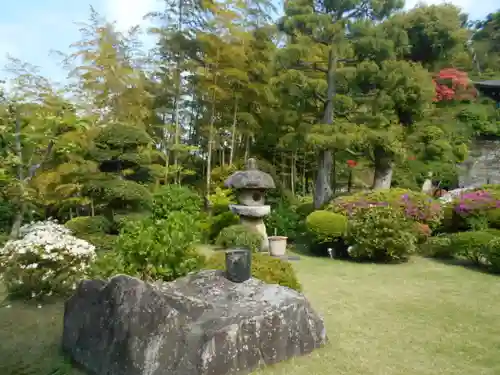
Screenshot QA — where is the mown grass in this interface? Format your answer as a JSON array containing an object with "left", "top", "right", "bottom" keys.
[{"left": 1, "top": 253, "right": 500, "bottom": 375}]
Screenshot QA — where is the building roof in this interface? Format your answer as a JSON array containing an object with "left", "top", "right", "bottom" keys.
[{"left": 473, "top": 80, "right": 500, "bottom": 88}]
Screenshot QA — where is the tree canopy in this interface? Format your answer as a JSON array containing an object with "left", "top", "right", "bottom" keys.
[{"left": 1, "top": 2, "right": 499, "bottom": 235}]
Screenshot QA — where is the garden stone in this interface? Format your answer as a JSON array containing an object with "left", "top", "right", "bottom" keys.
[{"left": 62, "top": 271, "right": 327, "bottom": 375}]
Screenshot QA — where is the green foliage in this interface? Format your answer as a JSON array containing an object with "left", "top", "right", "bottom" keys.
[
  {"left": 295, "top": 200, "right": 315, "bottom": 218},
  {"left": 152, "top": 184, "right": 203, "bottom": 219},
  {"left": 113, "top": 212, "right": 150, "bottom": 231},
  {"left": 84, "top": 178, "right": 153, "bottom": 213},
  {"left": 90, "top": 212, "right": 205, "bottom": 282},
  {"left": 486, "top": 209, "right": 500, "bottom": 229},
  {"left": 265, "top": 201, "right": 301, "bottom": 240},
  {"left": 305, "top": 210, "right": 347, "bottom": 243},
  {"left": 204, "top": 252, "right": 302, "bottom": 291},
  {"left": 208, "top": 187, "right": 236, "bottom": 215},
  {"left": 419, "top": 235, "right": 454, "bottom": 258},
  {"left": 484, "top": 237, "right": 500, "bottom": 273},
  {"left": 0, "top": 199, "right": 14, "bottom": 232},
  {"left": 331, "top": 188, "right": 443, "bottom": 229},
  {"left": 347, "top": 205, "right": 418, "bottom": 262},
  {"left": 456, "top": 106, "right": 499, "bottom": 137},
  {"left": 305, "top": 210, "right": 348, "bottom": 256},
  {"left": 65, "top": 215, "right": 112, "bottom": 235},
  {"left": 0, "top": 232, "right": 8, "bottom": 247},
  {"left": 92, "top": 123, "right": 152, "bottom": 161},
  {"left": 209, "top": 211, "right": 240, "bottom": 242},
  {"left": 450, "top": 230, "right": 500, "bottom": 265},
  {"left": 215, "top": 224, "right": 263, "bottom": 252},
  {"left": 80, "top": 234, "right": 117, "bottom": 252}
]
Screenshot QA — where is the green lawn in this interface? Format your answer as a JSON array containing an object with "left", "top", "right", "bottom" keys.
[{"left": 1, "top": 254, "right": 500, "bottom": 375}]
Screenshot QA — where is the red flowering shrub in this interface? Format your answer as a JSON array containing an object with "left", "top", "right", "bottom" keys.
[
  {"left": 346, "top": 159, "right": 357, "bottom": 168},
  {"left": 433, "top": 68, "right": 477, "bottom": 102}
]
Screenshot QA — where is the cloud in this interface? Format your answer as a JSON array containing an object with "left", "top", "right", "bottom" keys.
[{"left": 103, "top": 0, "right": 163, "bottom": 31}]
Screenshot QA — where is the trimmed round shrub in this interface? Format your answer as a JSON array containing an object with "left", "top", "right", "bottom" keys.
[
  {"left": 65, "top": 215, "right": 112, "bottom": 236},
  {"left": 346, "top": 205, "right": 418, "bottom": 263},
  {"left": 215, "top": 224, "right": 263, "bottom": 252},
  {"left": 450, "top": 230, "right": 500, "bottom": 265},
  {"left": 209, "top": 211, "right": 240, "bottom": 242},
  {"left": 484, "top": 237, "right": 500, "bottom": 273},
  {"left": 486, "top": 209, "right": 500, "bottom": 229},
  {"left": 204, "top": 252, "right": 301, "bottom": 291},
  {"left": 419, "top": 235, "right": 453, "bottom": 258},
  {"left": 306, "top": 210, "right": 347, "bottom": 241},
  {"left": 331, "top": 188, "right": 443, "bottom": 229},
  {"left": 0, "top": 220, "right": 96, "bottom": 299},
  {"left": 305, "top": 210, "right": 348, "bottom": 256}
]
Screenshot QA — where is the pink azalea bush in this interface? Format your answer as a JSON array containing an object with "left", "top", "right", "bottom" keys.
[
  {"left": 331, "top": 188, "right": 443, "bottom": 229},
  {"left": 450, "top": 190, "right": 500, "bottom": 230}
]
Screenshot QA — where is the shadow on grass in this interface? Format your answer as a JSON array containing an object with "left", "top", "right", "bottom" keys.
[
  {"left": 426, "top": 256, "right": 498, "bottom": 276},
  {"left": 290, "top": 242, "right": 413, "bottom": 266}
]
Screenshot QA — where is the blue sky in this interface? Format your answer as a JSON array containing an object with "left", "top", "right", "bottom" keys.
[{"left": 0, "top": 0, "right": 498, "bottom": 84}]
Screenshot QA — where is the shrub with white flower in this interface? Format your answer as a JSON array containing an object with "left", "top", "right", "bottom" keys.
[{"left": 0, "top": 219, "right": 96, "bottom": 299}]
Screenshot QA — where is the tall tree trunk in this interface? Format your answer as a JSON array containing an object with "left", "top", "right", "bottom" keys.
[
  {"left": 372, "top": 146, "right": 393, "bottom": 189},
  {"left": 172, "top": 0, "right": 184, "bottom": 185},
  {"left": 206, "top": 50, "right": 219, "bottom": 202},
  {"left": 173, "top": 88, "right": 181, "bottom": 184},
  {"left": 302, "top": 152, "right": 307, "bottom": 196},
  {"left": 229, "top": 96, "right": 238, "bottom": 165},
  {"left": 331, "top": 149, "right": 337, "bottom": 194},
  {"left": 244, "top": 135, "right": 250, "bottom": 162},
  {"left": 163, "top": 113, "right": 171, "bottom": 185},
  {"left": 290, "top": 150, "right": 296, "bottom": 196},
  {"left": 314, "top": 48, "right": 336, "bottom": 209},
  {"left": 10, "top": 115, "right": 25, "bottom": 239},
  {"left": 280, "top": 151, "right": 286, "bottom": 188}
]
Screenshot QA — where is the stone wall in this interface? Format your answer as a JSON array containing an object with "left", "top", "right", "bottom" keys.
[{"left": 459, "top": 139, "right": 500, "bottom": 187}]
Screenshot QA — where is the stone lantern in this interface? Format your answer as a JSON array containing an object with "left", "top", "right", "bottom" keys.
[{"left": 224, "top": 158, "right": 275, "bottom": 251}]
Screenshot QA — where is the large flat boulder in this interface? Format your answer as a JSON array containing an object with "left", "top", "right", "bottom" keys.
[{"left": 62, "top": 270, "right": 327, "bottom": 375}]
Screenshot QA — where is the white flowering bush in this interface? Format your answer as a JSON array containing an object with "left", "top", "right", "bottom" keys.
[{"left": 0, "top": 219, "right": 96, "bottom": 299}]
